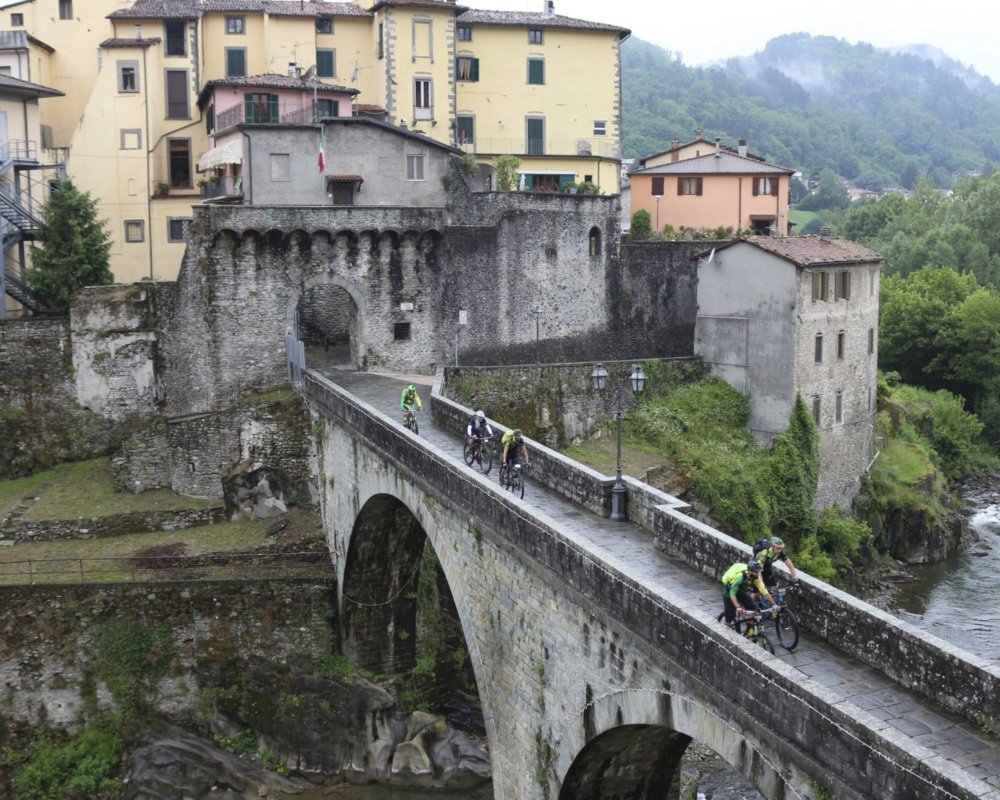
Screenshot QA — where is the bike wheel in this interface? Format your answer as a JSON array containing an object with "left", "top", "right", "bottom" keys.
[
  {"left": 463, "top": 443, "right": 476, "bottom": 467},
  {"left": 752, "top": 630, "right": 775, "bottom": 655},
  {"left": 511, "top": 472, "right": 524, "bottom": 499},
  {"left": 776, "top": 608, "right": 800, "bottom": 651},
  {"left": 410, "top": 416, "right": 419, "bottom": 435},
  {"left": 479, "top": 448, "right": 492, "bottom": 475}
]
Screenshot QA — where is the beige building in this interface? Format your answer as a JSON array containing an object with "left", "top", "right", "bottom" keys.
[
  {"left": 0, "top": 0, "right": 629, "bottom": 284},
  {"left": 630, "top": 136, "right": 794, "bottom": 236}
]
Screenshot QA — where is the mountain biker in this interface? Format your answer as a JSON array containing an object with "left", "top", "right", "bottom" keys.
[
  {"left": 499, "top": 428, "right": 529, "bottom": 481},
  {"left": 753, "top": 536, "right": 800, "bottom": 591},
  {"left": 467, "top": 410, "right": 494, "bottom": 448},
  {"left": 721, "top": 561, "right": 775, "bottom": 627},
  {"left": 400, "top": 385, "right": 422, "bottom": 419}
]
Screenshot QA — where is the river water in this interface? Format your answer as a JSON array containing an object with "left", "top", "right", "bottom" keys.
[{"left": 892, "top": 492, "right": 1000, "bottom": 660}]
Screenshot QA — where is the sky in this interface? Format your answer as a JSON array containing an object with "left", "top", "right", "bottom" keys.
[{"left": 479, "top": 0, "right": 1000, "bottom": 84}]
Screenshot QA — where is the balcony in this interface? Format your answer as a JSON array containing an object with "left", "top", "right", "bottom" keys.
[
  {"left": 214, "top": 101, "right": 336, "bottom": 132},
  {"left": 457, "top": 138, "right": 621, "bottom": 159},
  {"left": 200, "top": 175, "right": 244, "bottom": 203}
]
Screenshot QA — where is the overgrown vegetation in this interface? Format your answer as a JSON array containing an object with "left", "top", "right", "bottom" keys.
[
  {"left": 493, "top": 154, "right": 521, "bottom": 192},
  {"left": 93, "top": 619, "right": 175, "bottom": 718}
]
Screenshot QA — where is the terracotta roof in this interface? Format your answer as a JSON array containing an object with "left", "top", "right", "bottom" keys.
[
  {"left": 324, "top": 116, "right": 462, "bottom": 154},
  {"left": 198, "top": 72, "right": 359, "bottom": 105},
  {"left": 638, "top": 137, "right": 766, "bottom": 166},
  {"left": 456, "top": 10, "right": 629, "bottom": 38},
  {"left": 110, "top": 1, "right": 370, "bottom": 20},
  {"left": 327, "top": 174, "right": 363, "bottom": 181},
  {"left": 354, "top": 103, "right": 387, "bottom": 113},
  {"left": 100, "top": 37, "right": 163, "bottom": 48},
  {"left": 710, "top": 235, "right": 883, "bottom": 267},
  {"left": 632, "top": 152, "right": 794, "bottom": 176},
  {"left": 0, "top": 73, "right": 63, "bottom": 98},
  {"left": 368, "top": 0, "right": 466, "bottom": 12}
]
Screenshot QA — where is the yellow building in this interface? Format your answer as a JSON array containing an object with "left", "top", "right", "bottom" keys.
[{"left": 0, "top": 0, "right": 629, "bottom": 283}]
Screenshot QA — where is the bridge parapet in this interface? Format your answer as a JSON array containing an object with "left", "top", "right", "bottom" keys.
[
  {"left": 432, "top": 367, "right": 1000, "bottom": 736},
  {"left": 309, "top": 368, "right": 998, "bottom": 799}
]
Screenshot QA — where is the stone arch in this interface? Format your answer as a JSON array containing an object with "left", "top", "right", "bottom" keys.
[
  {"left": 555, "top": 686, "right": 791, "bottom": 800},
  {"left": 589, "top": 225, "right": 602, "bottom": 257},
  {"left": 289, "top": 272, "right": 368, "bottom": 370}
]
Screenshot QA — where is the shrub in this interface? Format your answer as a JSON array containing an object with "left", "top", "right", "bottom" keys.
[
  {"left": 630, "top": 210, "right": 652, "bottom": 240},
  {"left": 13, "top": 717, "right": 123, "bottom": 800},
  {"left": 494, "top": 154, "right": 521, "bottom": 191}
]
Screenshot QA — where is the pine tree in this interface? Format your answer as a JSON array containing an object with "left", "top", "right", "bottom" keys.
[{"left": 26, "top": 180, "right": 113, "bottom": 310}]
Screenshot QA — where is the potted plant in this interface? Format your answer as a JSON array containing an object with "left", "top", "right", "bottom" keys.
[{"left": 154, "top": 182, "right": 170, "bottom": 197}]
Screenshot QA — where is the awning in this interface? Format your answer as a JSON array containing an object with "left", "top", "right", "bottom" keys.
[{"left": 197, "top": 139, "right": 242, "bottom": 171}]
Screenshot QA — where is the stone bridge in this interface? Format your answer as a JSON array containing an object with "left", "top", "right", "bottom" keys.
[{"left": 305, "top": 368, "right": 1000, "bottom": 800}]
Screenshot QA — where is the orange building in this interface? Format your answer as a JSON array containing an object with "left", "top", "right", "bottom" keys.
[{"left": 630, "top": 137, "right": 794, "bottom": 236}]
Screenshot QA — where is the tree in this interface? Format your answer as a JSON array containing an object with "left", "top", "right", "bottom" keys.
[
  {"left": 630, "top": 209, "right": 652, "bottom": 240},
  {"left": 493, "top": 155, "right": 521, "bottom": 192},
  {"left": 796, "top": 168, "right": 850, "bottom": 211},
  {"left": 26, "top": 181, "right": 112, "bottom": 309}
]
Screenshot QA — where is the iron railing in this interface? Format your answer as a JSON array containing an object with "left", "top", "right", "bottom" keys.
[
  {"left": 200, "top": 175, "right": 244, "bottom": 201},
  {"left": 215, "top": 101, "right": 331, "bottom": 130}
]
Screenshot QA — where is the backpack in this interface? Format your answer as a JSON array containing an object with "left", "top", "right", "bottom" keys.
[{"left": 752, "top": 537, "right": 771, "bottom": 557}]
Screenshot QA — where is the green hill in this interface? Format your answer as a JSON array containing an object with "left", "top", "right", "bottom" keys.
[{"left": 622, "top": 33, "right": 1000, "bottom": 188}]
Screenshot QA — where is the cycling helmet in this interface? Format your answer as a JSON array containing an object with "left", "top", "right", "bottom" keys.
[
  {"left": 747, "top": 561, "right": 763, "bottom": 574},
  {"left": 514, "top": 428, "right": 523, "bottom": 437},
  {"left": 770, "top": 536, "right": 785, "bottom": 548},
  {"left": 407, "top": 385, "right": 416, "bottom": 391},
  {"left": 476, "top": 410, "right": 485, "bottom": 418}
]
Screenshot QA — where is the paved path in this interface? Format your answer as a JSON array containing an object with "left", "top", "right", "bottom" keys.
[{"left": 318, "top": 366, "right": 1000, "bottom": 792}]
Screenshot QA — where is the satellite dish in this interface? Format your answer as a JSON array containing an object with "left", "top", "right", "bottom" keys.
[{"left": 301, "top": 65, "right": 317, "bottom": 82}]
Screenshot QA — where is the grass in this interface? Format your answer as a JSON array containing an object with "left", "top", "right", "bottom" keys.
[
  {"left": 789, "top": 208, "right": 819, "bottom": 229},
  {"left": 0, "top": 458, "right": 218, "bottom": 521}
]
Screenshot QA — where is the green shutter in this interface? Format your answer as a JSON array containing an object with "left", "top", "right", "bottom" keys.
[
  {"left": 227, "top": 49, "right": 245, "bottom": 77},
  {"left": 471, "top": 57, "right": 479, "bottom": 81},
  {"left": 269, "top": 94, "right": 279, "bottom": 122},
  {"left": 528, "top": 58, "right": 543, "bottom": 84}
]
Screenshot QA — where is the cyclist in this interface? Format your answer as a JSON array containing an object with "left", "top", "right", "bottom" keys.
[
  {"left": 753, "top": 536, "right": 800, "bottom": 591},
  {"left": 400, "top": 384, "right": 422, "bottom": 423},
  {"left": 467, "top": 410, "right": 494, "bottom": 450},
  {"left": 499, "top": 428, "right": 529, "bottom": 482},
  {"left": 721, "top": 560, "right": 775, "bottom": 628}
]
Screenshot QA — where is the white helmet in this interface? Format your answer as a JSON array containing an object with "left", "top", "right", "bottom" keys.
[{"left": 476, "top": 410, "right": 485, "bottom": 418}]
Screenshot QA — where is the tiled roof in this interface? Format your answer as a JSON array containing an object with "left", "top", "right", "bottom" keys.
[
  {"left": 110, "top": 1, "right": 370, "bottom": 20},
  {"left": 0, "top": 73, "right": 63, "bottom": 98},
  {"left": 327, "top": 174, "right": 363, "bottom": 181},
  {"left": 204, "top": 73, "right": 358, "bottom": 92},
  {"left": 355, "top": 103, "right": 387, "bottom": 113},
  {"left": 100, "top": 37, "right": 163, "bottom": 48},
  {"left": 632, "top": 152, "right": 794, "bottom": 176},
  {"left": 324, "top": 116, "right": 462, "bottom": 154},
  {"left": 638, "top": 137, "right": 766, "bottom": 165},
  {"left": 368, "top": 0, "right": 465, "bottom": 12},
  {"left": 456, "top": 10, "right": 629, "bottom": 37},
  {"left": 712, "top": 235, "right": 883, "bottom": 267}
]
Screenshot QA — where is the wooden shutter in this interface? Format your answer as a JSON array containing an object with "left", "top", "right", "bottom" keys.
[
  {"left": 695, "top": 177, "right": 703, "bottom": 196},
  {"left": 752, "top": 178, "right": 760, "bottom": 196},
  {"left": 771, "top": 177, "right": 779, "bottom": 196}
]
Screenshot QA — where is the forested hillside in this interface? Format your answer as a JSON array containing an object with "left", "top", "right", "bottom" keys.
[{"left": 622, "top": 33, "right": 1000, "bottom": 187}]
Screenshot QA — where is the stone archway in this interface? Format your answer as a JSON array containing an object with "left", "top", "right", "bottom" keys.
[{"left": 291, "top": 272, "right": 368, "bottom": 371}]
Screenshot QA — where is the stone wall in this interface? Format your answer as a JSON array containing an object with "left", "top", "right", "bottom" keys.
[
  {"left": 0, "top": 506, "right": 226, "bottom": 542},
  {"left": 298, "top": 284, "right": 353, "bottom": 345}
]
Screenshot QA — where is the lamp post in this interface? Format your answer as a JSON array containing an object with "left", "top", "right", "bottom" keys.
[
  {"left": 532, "top": 307, "right": 542, "bottom": 364},
  {"left": 591, "top": 362, "right": 646, "bottom": 521},
  {"left": 655, "top": 195, "right": 661, "bottom": 233}
]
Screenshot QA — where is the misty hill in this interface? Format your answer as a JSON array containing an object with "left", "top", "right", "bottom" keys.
[{"left": 622, "top": 33, "right": 1000, "bottom": 188}]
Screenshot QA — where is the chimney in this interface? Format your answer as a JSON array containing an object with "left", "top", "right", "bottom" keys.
[
  {"left": 694, "top": 127, "right": 703, "bottom": 139},
  {"left": 738, "top": 139, "right": 747, "bottom": 158},
  {"left": 288, "top": 62, "right": 298, "bottom": 77},
  {"left": 543, "top": 0, "right": 555, "bottom": 18},
  {"left": 715, "top": 137, "right": 721, "bottom": 157},
  {"left": 135, "top": 24, "right": 142, "bottom": 39},
  {"left": 820, "top": 226, "right": 831, "bottom": 241},
  {"left": 671, "top": 139, "right": 680, "bottom": 162}
]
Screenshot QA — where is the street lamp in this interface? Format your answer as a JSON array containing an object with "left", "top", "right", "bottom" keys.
[
  {"left": 591, "top": 362, "right": 646, "bottom": 521},
  {"left": 655, "top": 195, "right": 661, "bottom": 233},
  {"left": 532, "top": 307, "right": 542, "bottom": 364}
]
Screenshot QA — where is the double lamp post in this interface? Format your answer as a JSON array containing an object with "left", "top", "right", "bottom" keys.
[{"left": 591, "top": 362, "right": 647, "bottom": 521}]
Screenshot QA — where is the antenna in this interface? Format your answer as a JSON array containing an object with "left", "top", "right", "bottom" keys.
[{"left": 301, "top": 65, "right": 317, "bottom": 82}]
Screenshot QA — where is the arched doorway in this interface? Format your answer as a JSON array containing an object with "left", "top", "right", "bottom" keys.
[{"left": 292, "top": 273, "right": 367, "bottom": 372}]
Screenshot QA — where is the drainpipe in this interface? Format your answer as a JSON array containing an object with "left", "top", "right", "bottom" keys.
[
  {"left": 143, "top": 45, "right": 154, "bottom": 280},
  {"left": 738, "top": 176, "right": 742, "bottom": 234}
]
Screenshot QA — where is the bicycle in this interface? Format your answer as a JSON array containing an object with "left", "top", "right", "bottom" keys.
[
  {"left": 736, "top": 608, "right": 776, "bottom": 654},
  {"left": 499, "top": 460, "right": 526, "bottom": 499},
  {"left": 402, "top": 408, "right": 419, "bottom": 435},
  {"left": 463, "top": 435, "right": 493, "bottom": 475},
  {"left": 762, "top": 584, "right": 800, "bottom": 651}
]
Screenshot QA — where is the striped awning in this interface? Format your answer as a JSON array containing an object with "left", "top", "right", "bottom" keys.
[{"left": 197, "top": 139, "right": 242, "bottom": 171}]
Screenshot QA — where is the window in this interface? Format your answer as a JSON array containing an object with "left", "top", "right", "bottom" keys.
[
  {"left": 226, "top": 16, "right": 245, "bottom": 34},
  {"left": 124, "top": 220, "right": 145, "bottom": 243},
  {"left": 406, "top": 154, "right": 425, "bottom": 181},
  {"left": 315, "top": 99, "right": 339, "bottom": 118},
  {"left": 812, "top": 270, "right": 829, "bottom": 301},
  {"left": 11, "top": 13, "right": 23, "bottom": 26},
  {"left": 814, "top": 333, "right": 823, "bottom": 364},
  {"left": 165, "top": 20, "right": 186, "bottom": 55},
  {"left": 589, "top": 227, "right": 601, "bottom": 257},
  {"left": 316, "top": 17, "right": 333, "bottom": 34},
  {"left": 167, "top": 217, "right": 192, "bottom": 242},
  {"left": 812, "top": 396, "right": 821, "bottom": 425},
  {"left": 225, "top": 48, "right": 247, "bottom": 78},
  {"left": 120, "top": 129, "right": 142, "bottom": 149},
  {"left": 244, "top": 92, "right": 278, "bottom": 123},
  {"left": 837, "top": 331, "right": 845, "bottom": 360},
  {"left": 457, "top": 24, "right": 472, "bottom": 41},
  {"left": 678, "top": 177, "right": 702, "bottom": 195},
  {"left": 378, "top": 23, "right": 384, "bottom": 59},
  {"left": 165, "top": 70, "right": 189, "bottom": 118},
  {"left": 835, "top": 392, "right": 843, "bottom": 425},
  {"left": 752, "top": 176, "right": 778, "bottom": 196},
  {"left": 413, "top": 19, "right": 431, "bottom": 58},
  {"left": 456, "top": 115, "right": 474, "bottom": 145},
  {"left": 414, "top": 78, "right": 432, "bottom": 120},
  {"left": 651, "top": 177, "right": 664, "bottom": 196},
  {"left": 836, "top": 270, "right": 852, "bottom": 300},
  {"left": 317, "top": 49, "right": 336, "bottom": 77},
  {"left": 528, "top": 28, "right": 543, "bottom": 44},
  {"left": 59, "top": 0, "right": 72, "bottom": 20},
  {"left": 270, "top": 153, "right": 291, "bottom": 182},
  {"left": 584, "top": 174, "right": 593, "bottom": 182},
  {"left": 327, "top": 179, "right": 355, "bottom": 205},
  {"left": 868, "top": 327, "right": 875, "bottom": 355},
  {"left": 117, "top": 61, "right": 139, "bottom": 93},
  {"left": 394, "top": 322, "right": 411, "bottom": 341},
  {"left": 527, "top": 57, "right": 544, "bottom": 85},
  {"left": 168, "top": 138, "right": 191, "bottom": 188},
  {"left": 456, "top": 55, "right": 479, "bottom": 82},
  {"left": 526, "top": 117, "right": 544, "bottom": 155},
  {"left": 593, "top": 120, "right": 606, "bottom": 136}
]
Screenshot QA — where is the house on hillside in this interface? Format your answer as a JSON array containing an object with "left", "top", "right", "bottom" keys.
[
  {"left": 695, "top": 234, "right": 882, "bottom": 508},
  {"left": 629, "top": 138, "right": 795, "bottom": 236}
]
